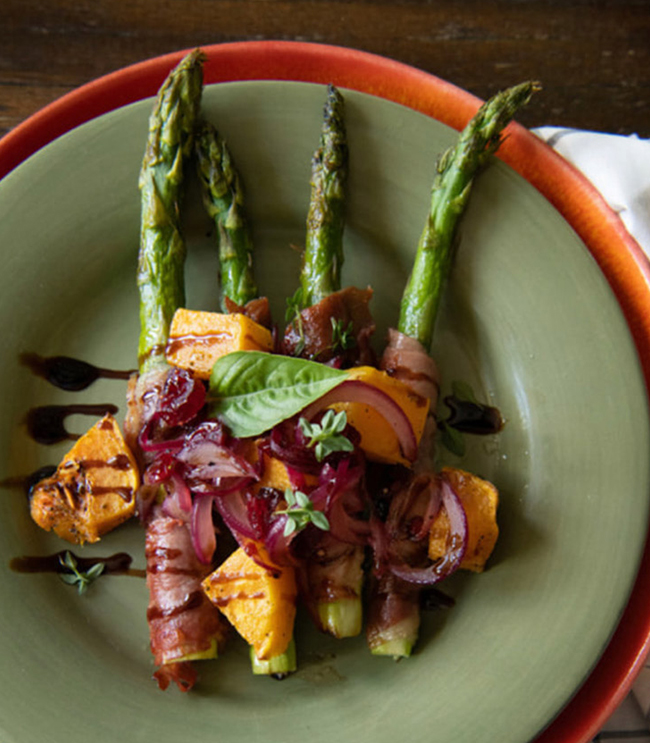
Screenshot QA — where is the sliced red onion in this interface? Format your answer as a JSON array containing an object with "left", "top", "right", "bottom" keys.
[
  {"left": 138, "top": 419, "right": 186, "bottom": 454},
  {"left": 213, "top": 491, "right": 258, "bottom": 541},
  {"left": 264, "top": 515, "right": 300, "bottom": 568},
  {"left": 161, "top": 488, "right": 189, "bottom": 521},
  {"left": 301, "top": 380, "right": 418, "bottom": 463},
  {"left": 191, "top": 495, "right": 216, "bottom": 565},
  {"left": 169, "top": 473, "right": 192, "bottom": 513},
  {"left": 190, "top": 476, "right": 257, "bottom": 498},
  {"left": 177, "top": 439, "right": 258, "bottom": 481},
  {"left": 389, "top": 479, "right": 467, "bottom": 585}
]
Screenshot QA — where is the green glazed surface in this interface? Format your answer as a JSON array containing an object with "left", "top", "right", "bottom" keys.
[{"left": 0, "top": 82, "right": 648, "bottom": 743}]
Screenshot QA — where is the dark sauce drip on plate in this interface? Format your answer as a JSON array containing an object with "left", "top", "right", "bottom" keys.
[
  {"left": 9, "top": 550, "right": 145, "bottom": 578},
  {"left": 0, "top": 465, "right": 58, "bottom": 496},
  {"left": 20, "top": 353, "right": 134, "bottom": 392},
  {"left": 442, "top": 394, "right": 504, "bottom": 435},
  {"left": 25, "top": 403, "right": 118, "bottom": 445}
]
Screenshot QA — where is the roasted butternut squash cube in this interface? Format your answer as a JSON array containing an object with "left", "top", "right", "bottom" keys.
[
  {"left": 330, "top": 366, "right": 430, "bottom": 466},
  {"left": 30, "top": 414, "right": 139, "bottom": 544},
  {"left": 428, "top": 467, "right": 499, "bottom": 572},
  {"left": 165, "top": 309, "right": 273, "bottom": 379},
  {"left": 202, "top": 547, "right": 297, "bottom": 660}
]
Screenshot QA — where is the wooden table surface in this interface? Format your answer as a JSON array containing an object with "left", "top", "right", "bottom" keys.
[{"left": 1, "top": 0, "right": 649, "bottom": 140}]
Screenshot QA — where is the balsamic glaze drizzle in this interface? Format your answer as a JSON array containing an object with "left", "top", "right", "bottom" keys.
[
  {"left": 25, "top": 403, "right": 119, "bottom": 445},
  {"left": 20, "top": 353, "right": 134, "bottom": 392},
  {"left": 9, "top": 551, "right": 145, "bottom": 579},
  {"left": 442, "top": 394, "right": 504, "bottom": 436}
]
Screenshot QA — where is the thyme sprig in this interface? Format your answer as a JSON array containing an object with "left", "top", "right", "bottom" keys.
[
  {"left": 58, "top": 551, "right": 105, "bottom": 594},
  {"left": 275, "top": 488, "right": 330, "bottom": 537},
  {"left": 299, "top": 409, "right": 354, "bottom": 462}
]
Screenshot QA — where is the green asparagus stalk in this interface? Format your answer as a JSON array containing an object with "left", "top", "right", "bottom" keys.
[
  {"left": 195, "top": 120, "right": 259, "bottom": 309},
  {"left": 137, "top": 49, "right": 206, "bottom": 374},
  {"left": 299, "top": 84, "right": 349, "bottom": 308},
  {"left": 398, "top": 81, "right": 540, "bottom": 350},
  {"left": 250, "top": 638, "right": 297, "bottom": 678},
  {"left": 371, "top": 82, "right": 539, "bottom": 660},
  {"left": 194, "top": 109, "right": 296, "bottom": 678},
  {"left": 296, "top": 85, "right": 363, "bottom": 638}
]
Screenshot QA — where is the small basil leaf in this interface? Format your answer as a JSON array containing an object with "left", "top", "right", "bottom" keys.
[{"left": 208, "top": 351, "right": 348, "bottom": 438}]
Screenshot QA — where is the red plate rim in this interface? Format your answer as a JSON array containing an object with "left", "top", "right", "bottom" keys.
[{"left": 2, "top": 40, "right": 650, "bottom": 743}]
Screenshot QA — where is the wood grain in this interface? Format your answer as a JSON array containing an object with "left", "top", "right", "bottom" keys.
[{"left": 1, "top": 0, "right": 649, "bottom": 138}]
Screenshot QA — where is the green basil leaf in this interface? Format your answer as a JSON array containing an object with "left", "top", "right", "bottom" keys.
[{"left": 208, "top": 351, "right": 348, "bottom": 438}]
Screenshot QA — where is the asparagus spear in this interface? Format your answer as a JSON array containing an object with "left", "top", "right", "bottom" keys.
[
  {"left": 136, "top": 50, "right": 229, "bottom": 684},
  {"left": 370, "top": 81, "right": 539, "bottom": 659},
  {"left": 295, "top": 86, "right": 364, "bottom": 639},
  {"left": 299, "top": 84, "right": 349, "bottom": 308},
  {"left": 195, "top": 120, "right": 259, "bottom": 309},
  {"left": 398, "top": 81, "right": 540, "bottom": 350},
  {"left": 195, "top": 113, "right": 297, "bottom": 678},
  {"left": 137, "top": 48, "right": 206, "bottom": 374}
]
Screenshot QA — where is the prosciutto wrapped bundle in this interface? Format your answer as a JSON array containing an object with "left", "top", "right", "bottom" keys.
[{"left": 146, "top": 506, "right": 228, "bottom": 690}]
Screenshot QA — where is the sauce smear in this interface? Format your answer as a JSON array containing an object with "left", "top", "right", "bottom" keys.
[
  {"left": 9, "top": 550, "right": 145, "bottom": 578},
  {"left": 25, "top": 403, "right": 118, "bottom": 445},
  {"left": 20, "top": 353, "right": 134, "bottom": 391}
]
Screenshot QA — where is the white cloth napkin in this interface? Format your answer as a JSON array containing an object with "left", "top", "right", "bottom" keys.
[{"left": 533, "top": 126, "right": 650, "bottom": 743}]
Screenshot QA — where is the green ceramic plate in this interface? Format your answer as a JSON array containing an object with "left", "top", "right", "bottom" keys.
[{"left": 0, "top": 74, "right": 648, "bottom": 743}]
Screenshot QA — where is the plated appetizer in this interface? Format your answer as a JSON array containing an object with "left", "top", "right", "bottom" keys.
[{"left": 27, "top": 49, "right": 536, "bottom": 691}]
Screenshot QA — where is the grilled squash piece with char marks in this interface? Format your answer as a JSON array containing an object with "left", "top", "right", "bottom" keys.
[
  {"left": 30, "top": 414, "right": 139, "bottom": 544},
  {"left": 202, "top": 546, "right": 297, "bottom": 661}
]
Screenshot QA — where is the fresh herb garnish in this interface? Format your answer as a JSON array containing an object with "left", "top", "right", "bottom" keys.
[
  {"left": 275, "top": 488, "right": 330, "bottom": 537},
  {"left": 285, "top": 287, "right": 306, "bottom": 356},
  {"left": 299, "top": 409, "right": 354, "bottom": 462},
  {"left": 330, "top": 317, "right": 355, "bottom": 353},
  {"left": 209, "top": 351, "right": 348, "bottom": 438},
  {"left": 58, "top": 551, "right": 105, "bottom": 594}
]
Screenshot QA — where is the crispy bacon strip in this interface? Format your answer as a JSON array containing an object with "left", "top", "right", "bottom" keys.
[{"left": 146, "top": 505, "right": 228, "bottom": 691}]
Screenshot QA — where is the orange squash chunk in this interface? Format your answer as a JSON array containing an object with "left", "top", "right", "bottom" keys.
[
  {"left": 330, "top": 366, "right": 430, "bottom": 465},
  {"left": 30, "top": 414, "right": 139, "bottom": 544},
  {"left": 202, "top": 547, "right": 297, "bottom": 660},
  {"left": 428, "top": 467, "right": 499, "bottom": 572},
  {"left": 165, "top": 309, "right": 273, "bottom": 379}
]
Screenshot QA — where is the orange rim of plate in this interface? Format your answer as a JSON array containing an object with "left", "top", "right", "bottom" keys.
[{"left": 2, "top": 40, "right": 650, "bottom": 743}]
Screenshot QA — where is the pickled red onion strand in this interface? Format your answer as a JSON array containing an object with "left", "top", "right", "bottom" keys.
[
  {"left": 191, "top": 495, "right": 216, "bottom": 565},
  {"left": 301, "top": 380, "right": 418, "bottom": 462},
  {"left": 213, "top": 491, "right": 258, "bottom": 540},
  {"left": 389, "top": 480, "right": 467, "bottom": 584},
  {"left": 170, "top": 472, "right": 192, "bottom": 512},
  {"left": 161, "top": 488, "right": 189, "bottom": 521},
  {"left": 190, "top": 476, "right": 257, "bottom": 497},
  {"left": 177, "top": 439, "right": 258, "bottom": 481},
  {"left": 138, "top": 419, "right": 185, "bottom": 453}
]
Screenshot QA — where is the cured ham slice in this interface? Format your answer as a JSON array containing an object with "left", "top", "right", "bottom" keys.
[
  {"left": 282, "top": 286, "right": 376, "bottom": 366},
  {"left": 145, "top": 505, "right": 228, "bottom": 691}
]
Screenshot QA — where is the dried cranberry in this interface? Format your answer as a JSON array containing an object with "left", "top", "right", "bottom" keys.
[
  {"left": 246, "top": 488, "right": 282, "bottom": 541},
  {"left": 157, "top": 368, "right": 206, "bottom": 426},
  {"left": 144, "top": 452, "right": 178, "bottom": 485}
]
